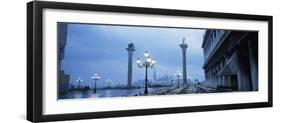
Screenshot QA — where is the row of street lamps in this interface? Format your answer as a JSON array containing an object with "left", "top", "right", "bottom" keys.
[
  {"left": 76, "top": 71, "right": 183, "bottom": 95},
  {"left": 76, "top": 74, "right": 101, "bottom": 93},
  {"left": 76, "top": 75, "right": 114, "bottom": 93},
  {"left": 75, "top": 51, "right": 156, "bottom": 95},
  {"left": 75, "top": 51, "right": 183, "bottom": 95}
]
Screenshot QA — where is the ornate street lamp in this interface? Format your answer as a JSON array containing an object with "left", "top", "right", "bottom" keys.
[
  {"left": 175, "top": 70, "right": 182, "bottom": 88},
  {"left": 76, "top": 77, "right": 83, "bottom": 89},
  {"left": 136, "top": 51, "right": 156, "bottom": 95},
  {"left": 91, "top": 73, "right": 101, "bottom": 93}
]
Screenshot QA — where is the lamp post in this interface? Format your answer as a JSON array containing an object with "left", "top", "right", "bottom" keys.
[
  {"left": 136, "top": 51, "right": 156, "bottom": 95},
  {"left": 91, "top": 73, "right": 101, "bottom": 93},
  {"left": 175, "top": 71, "right": 182, "bottom": 88},
  {"left": 76, "top": 77, "right": 83, "bottom": 89}
]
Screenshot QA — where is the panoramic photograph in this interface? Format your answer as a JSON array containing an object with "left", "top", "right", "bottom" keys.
[{"left": 57, "top": 22, "right": 259, "bottom": 99}]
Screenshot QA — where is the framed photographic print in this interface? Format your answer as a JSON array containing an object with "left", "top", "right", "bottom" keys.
[{"left": 27, "top": 1, "right": 273, "bottom": 122}]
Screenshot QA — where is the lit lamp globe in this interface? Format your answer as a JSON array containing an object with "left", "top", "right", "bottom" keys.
[{"left": 144, "top": 51, "right": 149, "bottom": 57}]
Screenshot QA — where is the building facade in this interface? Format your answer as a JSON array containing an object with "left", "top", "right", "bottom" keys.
[
  {"left": 58, "top": 23, "right": 70, "bottom": 95},
  {"left": 202, "top": 29, "right": 258, "bottom": 91}
]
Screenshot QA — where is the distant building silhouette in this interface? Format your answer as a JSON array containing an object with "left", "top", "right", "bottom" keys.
[{"left": 153, "top": 69, "right": 157, "bottom": 82}]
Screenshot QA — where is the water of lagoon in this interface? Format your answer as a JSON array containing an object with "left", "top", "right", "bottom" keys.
[{"left": 60, "top": 87, "right": 162, "bottom": 99}]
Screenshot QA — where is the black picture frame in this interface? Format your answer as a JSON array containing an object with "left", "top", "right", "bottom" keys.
[{"left": 27, "top": 1, "right": 273, "bottom": 122}]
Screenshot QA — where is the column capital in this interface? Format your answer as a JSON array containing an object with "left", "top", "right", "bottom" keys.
[
  {"left": 126, "top": 43, "right": 135, "bottom": 53},
  {"left": 179, "top": 38, "right": 188, "bottom": 50}
]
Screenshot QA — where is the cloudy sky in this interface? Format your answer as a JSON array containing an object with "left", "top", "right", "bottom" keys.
[{"left": 60, "top": 23, "right": 206, "bottom": 87}]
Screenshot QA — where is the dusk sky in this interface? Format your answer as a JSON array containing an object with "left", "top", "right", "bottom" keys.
[{"left": 60, "top": 23, "right": 206, "bottom": 87}]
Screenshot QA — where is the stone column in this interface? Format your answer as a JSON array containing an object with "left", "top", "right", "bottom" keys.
[
  {"left": 209, "top": 72, "right": 212, "bottom": 87},
  {"left": 211, "top": 72, "right": 213, "bottom": 87},
  {"left": 179, "top": 38, "right": 188, "bottom": 84},
  {"left": 248, "top": 40, "right": 258, "bottom": 91},
  {"left": 222, "top": 75, "right": 226, "bottom": 87},
  {"left": 126, "top": 43, "right": 135, "bottom": 88},
  {"left": 226, "top": 75, "right": 231, "bottom": 87},
  {"left": 218, "top": 76, "right": 221, "bottom": 87},
  {"left": 215, "top": 76, "right": 218, "bottom": 88}
]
